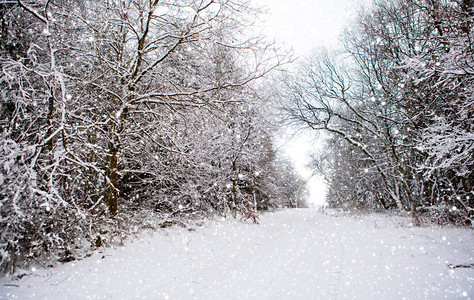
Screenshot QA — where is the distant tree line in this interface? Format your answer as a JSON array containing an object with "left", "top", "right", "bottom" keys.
[
  {"left": 285, "top": 0, "right": 473, "bottom": 224},
  {"left": 0, "top": 0, "right": 303, "bottom": 273}
]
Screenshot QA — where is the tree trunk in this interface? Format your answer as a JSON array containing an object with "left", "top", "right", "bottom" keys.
[
  {"left": 232, "top": 160, "right": 238, "bottom": 218},
  {"left": 105, "top": 141, "right": 119, "bottom": 215}
]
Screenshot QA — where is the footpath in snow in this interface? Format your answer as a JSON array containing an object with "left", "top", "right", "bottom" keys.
[{"left": 1, "top": 209, "right": 473, "bottom": 299}]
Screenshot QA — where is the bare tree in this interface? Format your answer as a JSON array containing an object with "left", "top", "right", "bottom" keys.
[
  {"left": 0, "top": 0, "right": 292, "bottom": 272},
  {"left": 283, "top": 0, "right": 473, "bottom": 222}
]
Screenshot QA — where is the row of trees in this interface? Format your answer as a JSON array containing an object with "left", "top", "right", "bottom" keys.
[
  {"left": 285, "top": 0, "right": 473, "bottom": 223},
  {"left": 0, "top": 0, "right": 302, "bottom": 273}
]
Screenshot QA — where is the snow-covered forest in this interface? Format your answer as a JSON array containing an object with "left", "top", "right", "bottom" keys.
[
  {"left": 284, "top": 0, "right": 474, "bottom": 221},
  {"left": 0, "top": 0, "right": 303, "bottom": 273},
  {"left": 0, "top": 0, "right": 473, "bottom": 295}
]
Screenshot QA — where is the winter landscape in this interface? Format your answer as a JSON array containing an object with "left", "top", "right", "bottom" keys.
[
  {"left": 1, "top": 0, "right": 473, "bottom": 298},
  {"left": 1, "top": 209, "right": 473, "bottom": 299}
]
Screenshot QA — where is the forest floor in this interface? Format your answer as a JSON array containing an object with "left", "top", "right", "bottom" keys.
[{"left": 1, "top": 208, "right": 473, "bottom": 299}]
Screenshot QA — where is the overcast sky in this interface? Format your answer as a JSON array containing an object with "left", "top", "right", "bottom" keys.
[
  {"left": 255, "top": 0, "right": 360, "bottom": 57},
  {"left": 253, "top": 0, "right": 363, "bottom": 206}
]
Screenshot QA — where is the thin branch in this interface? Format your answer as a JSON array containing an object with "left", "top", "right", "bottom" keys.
[{"left": 17, "top": 0, "right": 47, "bottom": 23}]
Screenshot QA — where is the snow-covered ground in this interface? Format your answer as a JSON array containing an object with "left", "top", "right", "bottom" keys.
[{"left": 1, "top": 209, "right": 473, "bottom": 299}]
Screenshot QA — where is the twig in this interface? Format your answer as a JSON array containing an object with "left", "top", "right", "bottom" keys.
[
  {"left": 448, "top": 263, "right": 474, "bottom": 269},
  {"left": 42, "top": 272, "right": 53, "bottom": 285},
  {"left": 17, "top": 0, "right": 48, "bottom": 23},
  {"left": 51, "top": 275, "right": 70, "bottom": 286}
]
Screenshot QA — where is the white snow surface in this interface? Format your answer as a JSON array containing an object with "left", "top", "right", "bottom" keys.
[{"left": 1, "top": 209, "right": 473, "bottom": 299}]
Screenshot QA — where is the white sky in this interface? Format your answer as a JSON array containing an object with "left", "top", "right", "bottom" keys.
[
  {"left": 254, "top": 0, "right": 361, "bottom": 206},
  {"left": 255, "top": 0, "right": 360, "bottom": 57}
]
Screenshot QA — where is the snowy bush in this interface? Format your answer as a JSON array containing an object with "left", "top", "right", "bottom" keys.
[
  {"left": 414, "top": 205, "right": 472, "bottom": 227},
  {"left": 0, "top": 138, "right": 84, "bottom": 273},
  {"left": 237, "top": 195, "right": 260, "bottom": 224}
]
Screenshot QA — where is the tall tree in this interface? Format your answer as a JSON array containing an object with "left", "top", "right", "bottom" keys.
[
  {"left": 284, "top": 0, "right": 473, "bottom": 222},
  {"left": 0, "top": 0, "right": 290, "bottom": 272}
]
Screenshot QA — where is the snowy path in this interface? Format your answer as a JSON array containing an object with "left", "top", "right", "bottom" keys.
[{"left": 1, "top": 209, "right": 473, "bottom": 299}]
